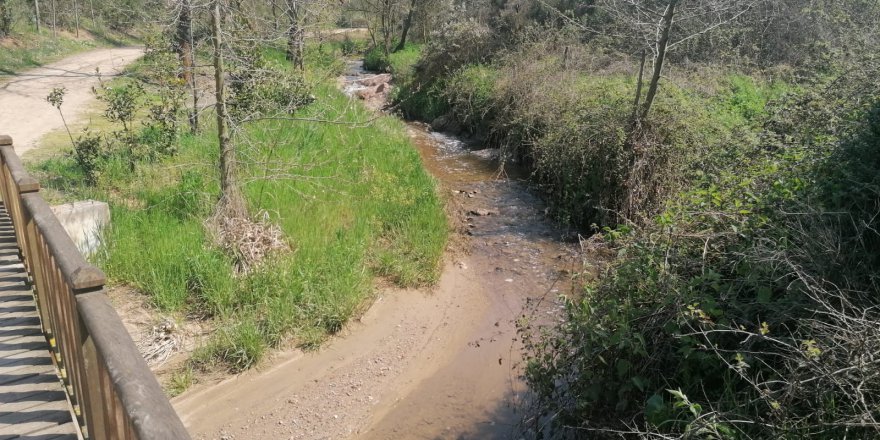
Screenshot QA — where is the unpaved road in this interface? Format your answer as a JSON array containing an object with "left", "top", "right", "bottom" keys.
[
  {"left": 174, "top": 67, "right": 580, "bottom": 439},
  {"left": 0, "top": 47, "right": 143, "bottom": 156}
]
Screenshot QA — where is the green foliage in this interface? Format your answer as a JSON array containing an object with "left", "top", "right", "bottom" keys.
[
  {"left": 58, "top": 40, "right": 185, "bottom": 181},
  {"left": 102, "top": 80, "right": 144, "bottom": 130},
  {"left": 714, "top": 74, "right": 792, "bottom": 125},
  {"left": 95, "top": 0, "right": 147, "bottom": 32},
  {"left": 228, "top": 49, "right": 314, "bottom": 119},
  {"left": 0, "top": 0, "right": 11, "bottom": 37},
  {"left": 191, "top": 320, "right": 266, "bottom": 373},
  {"left": 444, "top": 65, "right": 498, "bottom": 133},
  {"left": 413, "top": 17, "right": 493, "bottom": 84},
  {"left": 102, "top": 206, "right": 234, "bottom": 312},
  {"left": 41, "top": 56, "right": 447, "bottom": 373},
  {"left": 364, "top": 44, "right": 421, "bottom": 76},
  {"left": 363, "top": 45, "right": 388, "bottom": 72},
  {"left": 386, "top": 44, "right": 421, "bottom": 77},
  {"left": 299, "top": 43, "right": 347, "bottom": 77},
  {"left": 46, "top": 87, "right": 66, "bottom": 109},
  {"left": 166, "top": 366, "right": 194, "bottom": 397},
  {"left": 71, "top": 130, "right": 107, "bottom": 185},
  {"left": 393, "top": 80, "right": 450, "bottom": 123},
  {"left": 340, "top": 36, "right": 368, "bottom": 56},
  {"left": 521, "top": 72, "right": 880, "bottom": 438}
]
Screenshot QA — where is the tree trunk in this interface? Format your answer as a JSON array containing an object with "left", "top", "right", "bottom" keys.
[
  {"left": 34, "top": 0, "right": 40, "bottom": 33},
  {"left": 177, "top": 0, "right": 193, "bottom": 85},
  {"left": 189, "top": 0, "right": 198, "bottom": 133},
  {"left": 393, "top": 0, "right": 416, "bottom": 52},
  {"left": 381, "top": 0, "right": 392, "bottom": 55},
  {"left": 631, "top": 49, "right": 647, "bottom": 125},
  {"left": 50, "top": 0, "right": 56, "bottom": 38},
  {"left": 285, "top": 0, "right": 304, "bottom": 70},
  {"left": 640, "top": 0, "right": 677, "bottom": 120},
  {"left": 0, "top": 0, "right": 12, "bottom": 37},
  {"left": 212, "top": 0, "right": 243, "bottom": 216},
  {"left": 178, "top": 0, "right": 198, "bottom": 133},
  {"left": 73, "top": 0, "right": 79, "bottom": 37},
  {"left": 89, "top": 0, "right": 94, "bottom": 23}
]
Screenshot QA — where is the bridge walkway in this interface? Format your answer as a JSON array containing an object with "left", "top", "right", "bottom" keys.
[{"left": 0, "top": 202, "right": 78, "bottom": 440}]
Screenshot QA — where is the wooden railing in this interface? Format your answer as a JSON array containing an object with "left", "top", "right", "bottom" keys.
[{"left": 0, "top": 135, "right": 190, "bottom": 440}]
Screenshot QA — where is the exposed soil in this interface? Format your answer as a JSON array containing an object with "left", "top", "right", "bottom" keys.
[
  {"left": 107, "top": 286, "right": 213, "bottom": 380},
  {"left": 0, "top": 46, "right": 144, "bottom": 156},
  {"left": 172, "top": 62, "right": 583, "bottom": 439}
]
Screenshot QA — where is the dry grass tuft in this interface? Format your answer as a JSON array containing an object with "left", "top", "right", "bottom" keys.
[
  {"left": 139, "top": 318, "right": 180, "bottom": 366},
  {"left": 206, "top": 211, "right": 291, "bottom": 274}
]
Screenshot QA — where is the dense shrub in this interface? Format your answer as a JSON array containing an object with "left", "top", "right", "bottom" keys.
[
  {"left": 228, "top": 50, "right": 313, "bottom": 120},
  {"left": 363, "top": 45, "right": 389, "bottom": 72},
  {"left": 520, "top": 72, "right": 880, "bottom": 438},
  {"left": 71, "top": 130, "right": 107, "bottom": 185},
  {"left": 363, "top": 43, "right": 422, "bottom": 76},
  {"left": 395, "top": 39, "right": 773, "bottom": 228},
  {"left": 413, "top": 17, "right": 493, "bottom": 84},
  {"left": 443, "top": 65, "right": 498, "bottom": 134},
  {"left": 340, "top": 36, "right": 368, "bottom": 56}
]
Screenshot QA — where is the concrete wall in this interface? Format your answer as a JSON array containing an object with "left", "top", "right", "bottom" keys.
[{"left": 50, "top": 200, "right": 111, "bottom": 256}]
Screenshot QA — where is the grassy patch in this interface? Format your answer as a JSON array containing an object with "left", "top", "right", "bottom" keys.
[
  {"left": 32, "top": 45, "right": 447, "bottom": 373},
  {"left": 364, "top": 44, "right": 421, "bottom": 75},
  {"left": 386, "top": 44, "right": 421, "bottom": 76}
]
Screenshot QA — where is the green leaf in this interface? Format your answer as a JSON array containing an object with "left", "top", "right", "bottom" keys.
[
  {"left": 631, "top": 375, "right": 648, "bottom": 392},
  {"left": 645, "top": 393, "right": 665, "bottom": 423},
  {"left": 668, "top": 388, "right": 686, "bottom": 401}
]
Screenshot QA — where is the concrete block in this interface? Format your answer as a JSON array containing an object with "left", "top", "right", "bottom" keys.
[{"left": 50, "top": 200, "right": 111, "bottom": 256}]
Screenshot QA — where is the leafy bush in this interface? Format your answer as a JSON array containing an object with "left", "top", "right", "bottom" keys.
[
  {"left": 444, "top": 65, "right": 498, "bottom": 133},
  {"left": 228, "top": 51, "right": 313, "bottom": 120},
  {"left": 363, "top": 45, "right": 389, "bottom": 72},
  {"left": 414, "top": 17, "right": 493, "bottom": 84},
  {"left": 0, "top": 1, "right": 12, "bottom": 37},
  {"left": 386, "top": 44, "right": 421, "bottom": 76},
  {"left": 520, "top": 72, "right": 880, "bottom": 438},
  {"left": 71, "top": 130, "right": 108, "bottom": 185},
  {"left": 340, "top": 36, "right": 368, "bottom": 56},
  {"left": 363, "top": 44, "right": 421, "bottom": 75}
]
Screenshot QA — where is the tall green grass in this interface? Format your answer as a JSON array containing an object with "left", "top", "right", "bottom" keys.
[
  {"left": 32, "top": 46, "right": 447, "bottom": 372},
  {"left": 364, "top": 44, "right": 421, "bottom": 76}
]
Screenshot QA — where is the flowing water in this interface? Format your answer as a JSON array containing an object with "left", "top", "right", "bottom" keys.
[{"left": 344, "top": 61, "right": 581, "bottom": 439}]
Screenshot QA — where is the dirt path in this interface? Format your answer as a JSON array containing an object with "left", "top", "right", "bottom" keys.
[
  {"left": 173, "top": 66, "right": 581, "bottom": 439},
  {"left": 0, "top": 47, "right": 143, "bottom": 156}
]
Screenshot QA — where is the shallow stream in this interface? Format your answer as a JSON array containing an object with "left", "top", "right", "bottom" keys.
[{"left": 344, "top": 60, "right": 580, "bottom": 439}]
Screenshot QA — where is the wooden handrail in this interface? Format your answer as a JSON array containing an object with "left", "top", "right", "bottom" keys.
[
  {"left": 0, "top": 135, "right": 190, "bottom": 440},
  {"left": 22, "top": 193, "right": 106, "bottom": 291}
]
